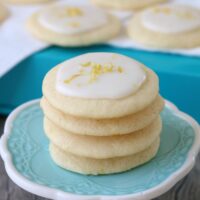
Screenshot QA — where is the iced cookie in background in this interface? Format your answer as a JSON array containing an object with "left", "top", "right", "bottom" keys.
[
  {"left": 41, "top": 52, "right": 164, "bottom": 175},
  {"left": 128, "top": 4, "right": 200, "bottom": 49},
  {"left": 91, "top": 0, "right": 167, "bottom": 10},
  {"left": 1, "top": 0, "right": 53, "bottom": 4},
  {"left": 0, "top": 3, "right": 9, "bottom": 23},
  {"left": 27, "top": 4, "right": 121, "bottom": 46}
]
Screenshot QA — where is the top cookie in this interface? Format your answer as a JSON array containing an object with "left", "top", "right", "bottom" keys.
[
  {"left": 91, "top": 0, "right": 167, "bottom": 10},
  {"left": 0, "top": 4, "right": 8, "bottom": 23},
  {"left": 42, "top": 53, "right": 159, "bottom": 119},
  {"left": 128, "top": 4, "right": 200, "bottom": 48},
  {"left": 27, "top": 3, "right": 121, "bottom": 46}
]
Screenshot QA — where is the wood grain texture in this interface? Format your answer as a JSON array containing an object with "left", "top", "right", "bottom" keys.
[{"left": 0, "top": 115, "right": 200, "bottom": 200}]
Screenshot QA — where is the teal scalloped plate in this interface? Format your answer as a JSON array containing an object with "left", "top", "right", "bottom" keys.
[{"left": 0, "top": 99, "right": 200, "bottom": 200}]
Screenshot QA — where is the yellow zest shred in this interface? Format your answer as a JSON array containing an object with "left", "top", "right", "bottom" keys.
[
  {"left": 81, "top": 61, "right": 92, "bottom": 67},
  {"left": 66, "top": 7, "right": 83, "bottom": 17},
  {"left": 64, "top": 73, "right": 82, "bottom": 84},
  {"left": 153, "top": 7, "right": 171, "bottom": 14},
  {"left": 153, "top": 7, "right": 196, "bottom": 20},
  {"left": 177, "top": 12, "right": 195, "bottom": 20},
  {"left": 118, "top": 66, "right": 123, "bottom": 73}
]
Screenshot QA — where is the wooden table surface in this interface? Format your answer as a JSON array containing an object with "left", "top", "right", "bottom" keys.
[{"left": 0, "top": 115, "right": 200, "bottom": 200}]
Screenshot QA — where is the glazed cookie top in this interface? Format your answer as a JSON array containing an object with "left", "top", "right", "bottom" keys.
[
  {"left": 56, "top": 53, "right": 146, "bottom": 99},
  {"left": 141, "top": 4, "right": 200, "bottom": 33},
  {"left": 38, "top": 4, "right": 108, "bottom": 34}
]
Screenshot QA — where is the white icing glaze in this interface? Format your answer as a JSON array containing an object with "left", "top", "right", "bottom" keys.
[
  {"left": 38, "top": 4, "right": 108, "bottom": 34},
  {"left": 141, "top": 4, "right": 200, "bottom": 33},
  {"left": 56, "top": 53, "right": 146, "bottom": 99}
]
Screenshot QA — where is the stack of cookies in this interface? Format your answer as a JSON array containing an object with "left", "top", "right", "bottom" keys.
[{"left": 41, "top": 52, "right": 164, "bottom": 175}]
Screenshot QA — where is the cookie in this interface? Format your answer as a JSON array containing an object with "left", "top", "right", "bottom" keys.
[
  {"left": 0, "top": 4, "right": 8, "bottom": 23},
  {"left": 91, "top": 0, "right": 167, "bottom": 10},
  {"left": 42, "top": 53, "right": 159, "bottom": 119},
  {"left": 41, "top": 95, "right": 164, "bottom": 136},
  {"left": 50, "top": 137, "right": 160, "bottom": 175},
  {"left": 3, "top": 0, "right": 52, "bottom": 4},
  {"left": 128, "top": 4, "right": 200, "bottom": 48},
  {"left": 44, "top": 116, "right": 161, "bottom": 159},
  {"left": 27, "top": 4, "right": 121, "bottom": 46}
]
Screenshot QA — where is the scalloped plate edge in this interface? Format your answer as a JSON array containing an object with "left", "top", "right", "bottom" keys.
[{"left": 0, "top": 99, "right": 200, "bottom": 200}]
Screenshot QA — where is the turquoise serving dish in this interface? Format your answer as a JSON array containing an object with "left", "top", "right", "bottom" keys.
[
  {"left": 0, "top": 99, "right": 200, "bottom": 200},
  {"left": 0, "top": 45, "right": 200, "bottom": 122}
]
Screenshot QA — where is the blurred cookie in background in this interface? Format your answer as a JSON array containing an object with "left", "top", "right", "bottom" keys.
[
  {"left": 27, "top": 3, "right": 121, "bottom": 46},
  {"left": 1, "top": 0, "right": 53, "bottom": 4},
  {"left": 91, "top": 0, "right": 167, "bottom": 10},
  {"left": 0, "top": 3, "right": 9, "bottom": 23},
  {"left": 127, "top": 4, "right": 200, "bottom": 48}
]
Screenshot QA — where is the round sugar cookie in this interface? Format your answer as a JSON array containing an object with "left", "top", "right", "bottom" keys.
[
  {"left": 3, "top": 0, "right": 52, "bottom": 4},
  {"left": 50, "top": 137, "right": 160, "bottom": 175},
  {"left": 42, "top": 53, "right": 159, "bottom": 119},
  {"left": 0, "top": 4, "right": 8, "bottom": 23},
  {"left": 41, "top": 95, "right": 164, "bottom": 136},
  {"left": 44, "top": 117, "right": 162, "bottom": 159},
  {"left": 128, "top": 4, "right": 200, "bottom": 49},
  {"left": 91, "top": 0, "right": 167, "bottom": 10},
  {"left": 27, "top": 4, "right": 121, "bottom": 46}
]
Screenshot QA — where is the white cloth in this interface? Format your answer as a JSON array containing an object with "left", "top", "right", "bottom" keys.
[
  {"left": 0, "top": 0, "right": 200, "bottom": 78},
  {"left": 0, "top": 5, "right": 48, "bottom": 77}
]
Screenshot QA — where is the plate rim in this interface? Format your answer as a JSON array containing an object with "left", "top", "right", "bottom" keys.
[{"left": 0, "top": 99, "right": 200, "bottom": 200}]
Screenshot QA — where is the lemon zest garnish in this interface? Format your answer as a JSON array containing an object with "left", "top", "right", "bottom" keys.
[
  {"left": 64, "top": 61, "right": 124, "bottom": 85},
  {"left": 108, "top": 66, "right": 114, "bottom": 72},
  {"left": 57, "top": 7, "right": 83, "bottom": 18},
  {"left": 103, "top": 63, "right": 114, "bottom": 72},
  {"left": 118, "top": 66, "right": 123, "bottom": 73},
  {"left": 91, "top": 62, "right": 97, "bottom": 67},
  {"left": 176, "top": 12, "right": 195, "bottom": 20},
  {"left": 91, "top": 64, "right": 102, "bottom": 75},
  {"left": 103, "top": 66, "right": 110, "bottom": 73},
  {"left": 81, "top": 62, "right": 92, "bottom": 67},
  {"left": 96, "top": 64, "right": 102, "bottom": 70},
  {"left": 153, "top": 7, "right": 171, "bottom": 14},
  {"left": 64, "top": 73, "right": 82, "bottom": 84},
  {"left": 153, "top": 7, "right": 196, "bottom": 20},
  {"left": 66, "top": 7, "right": 83, "bottom": 17}
]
